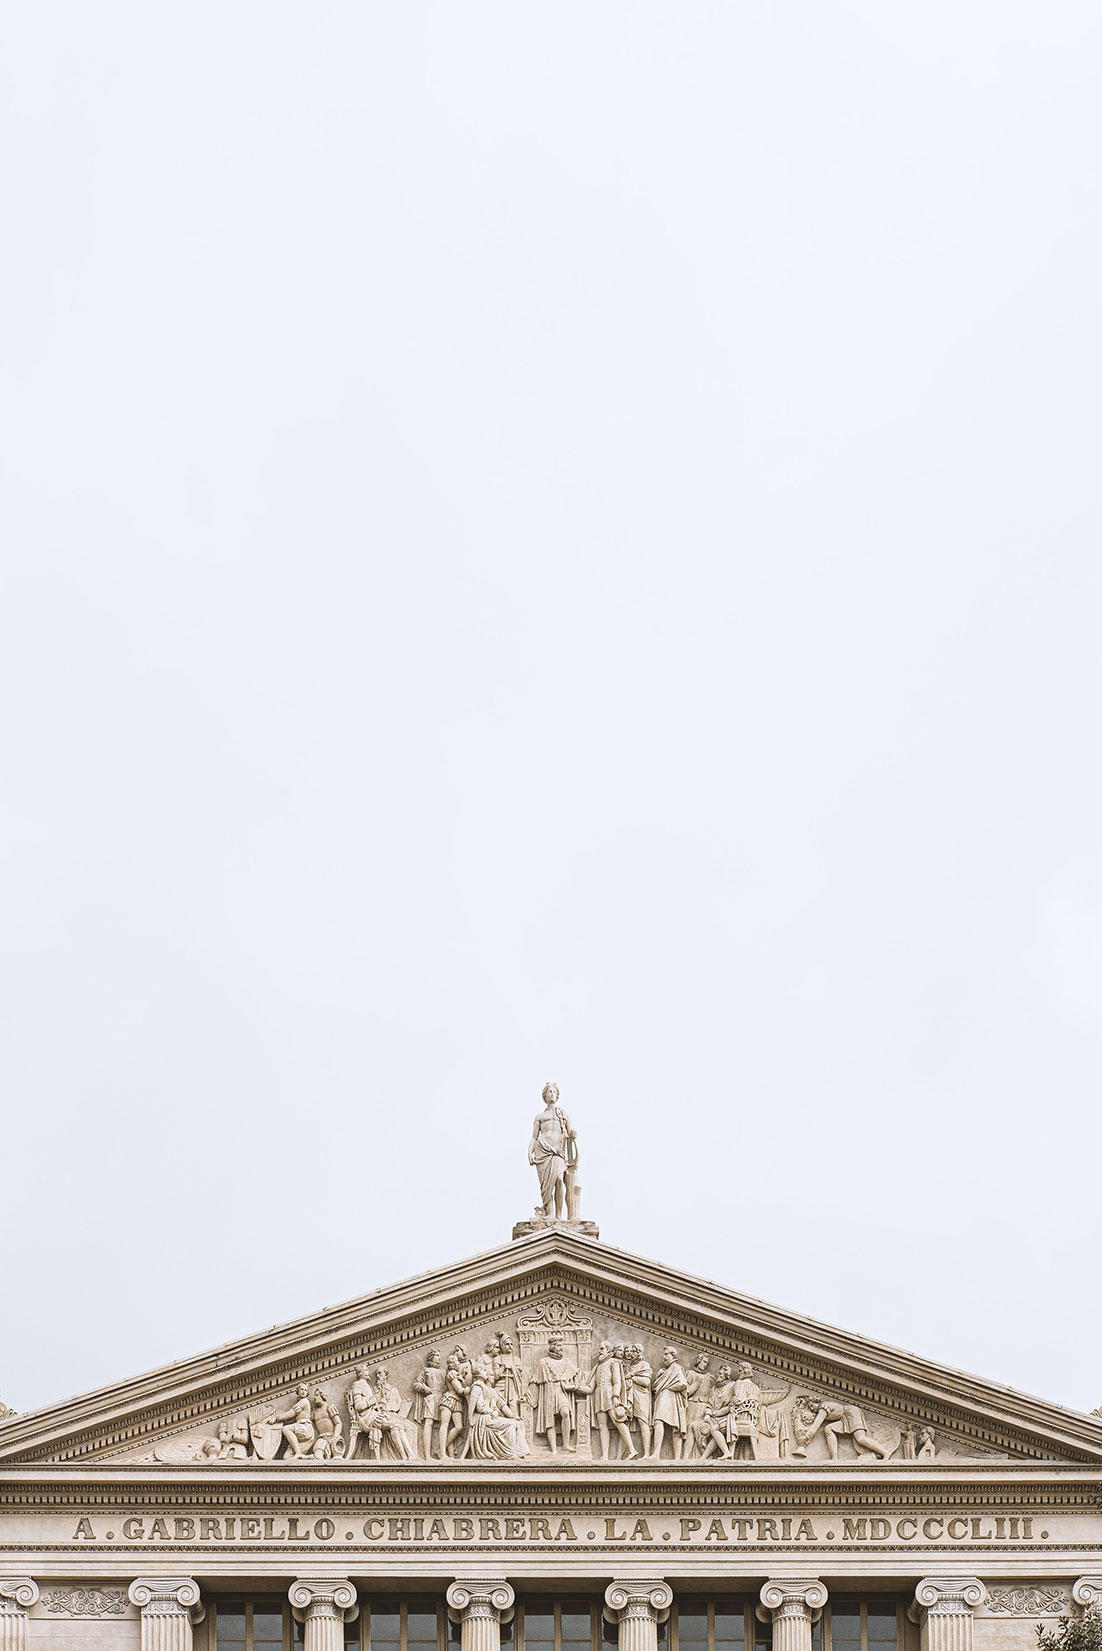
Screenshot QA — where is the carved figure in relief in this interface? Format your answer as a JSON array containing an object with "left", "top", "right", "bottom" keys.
[
  {"left": 465, "top": 1356, "right": 530, "bottom": 1459},
  {"left": 370, "top": 1366, "right": 417, "bottom": 1460},
  {"left": 265, "top": 1383, "right": 316, "bottom": 1459},
  {"left": 440, "top": 1347, "right": 472, "bottom": 1458},
  {"left": 310, "top": 1389, "right": 344, "bottom": 1458},
  {"left": 493, "top": 1333, "right": 523, "bottom": 1414},
  {"left": 726, "top": 1362, "right": 791, "bottom": 1460},
  {"left": 900, "top": 1423, "right": 918, "bottom": 1460},
  {"left": 651, "top": 1348, "right": 690, "bottom": 1459},
  {"left": 625, "top": 1342, "right": 653, "bottom": 1458},
  {"left": 527, "top": 1330, "right": 586, "bottom": 1454},
  {"left": 791, "top": 1393, "right": 892, "bottom": 1460},
  {"left": 528, "top": 1082, "right": 578, "bottom": 1220},
  {"left": 694, "top": 1363, "right": 736, "bottom": 1458},
  {"left": 412, "top": 1350, "right": 447, "bottom": 1460},
  {"left": 347, "top": 1364, "right": 414, "bottom": 1460},
  {"left": 684, "top": 1355, "right": 714, "bottom": 1457},
  {"left": 917, "top": 1426, "right": 937, "bottom": 1459},
  {"left": 590, "top": 1341, "right": 637, "bottom": 1461}
]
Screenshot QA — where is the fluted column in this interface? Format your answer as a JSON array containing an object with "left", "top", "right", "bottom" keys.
[
  {"left": 289, "top": 1579, "right": 359, "bottom": 1651},
  {"left": 1074, "top": 1580, "right": 1102, "bottom": 1615},
  {"left": 0, "top": 1580, "right": 39, "bottom": 1651},
  {"left": 909, "top": 1579, "right": 987, "bottom": 1651},
  {"left": 447, "top": 1580, "right": 516, "bottom": 1651},
  {"left": 758, "top": 1581, "right": 828, "bottom": 1651},
  {"left": 604, "top": 1581, "right": 673, "bottom": 1651},
  {"left": 128, "top": 1579, "right": 205, "bottom": 1651}
]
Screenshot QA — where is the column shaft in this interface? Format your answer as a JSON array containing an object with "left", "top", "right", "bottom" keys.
[{"left": 302, "top": 1601, "right": 347, "bottom": 1651}]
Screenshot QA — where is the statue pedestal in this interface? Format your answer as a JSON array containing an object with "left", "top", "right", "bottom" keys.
[{"left": 512, "top": 1215, "right": 600, "bottom": 1241}]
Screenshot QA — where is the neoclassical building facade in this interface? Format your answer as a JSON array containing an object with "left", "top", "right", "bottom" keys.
[{"left": 2, "top": 1127, "right": 1100, "bottom": 1651}]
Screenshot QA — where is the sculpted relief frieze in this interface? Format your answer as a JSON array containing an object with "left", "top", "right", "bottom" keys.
[{"left": 127, "top": 1297, "right": 994, "bottom": 1466}]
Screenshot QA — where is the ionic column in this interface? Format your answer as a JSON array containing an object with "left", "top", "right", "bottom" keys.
[
  {"left": 127, "top": 1579, "right": 205, "bottom": 1651},
  {"left": 909, "top": 1579, "right": 987, "bottom": 1651},
  {"left": 0, "top": 1580, "right": 39, "bottom": 1651},
  {"left": 1073, "top": 1580, "right": 1102, "bottom": 1615},
  {"left": 447, "top": 1580, "right": 516, "bottom": 1651},
  {"left": 604, "top": 1581, "right": 673, "bottom": 1651},
  {"left": 758, "top": 1580, "right": 828, "bottom": 1651},
  {"left": 289, "top": 1579, "right": 359, "bottom": 1651}
]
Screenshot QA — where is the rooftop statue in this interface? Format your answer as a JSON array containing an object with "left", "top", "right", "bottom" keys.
[
  {"left": 528, "top": 1082, "right": 579, "bottom": 1222},
  {"left": 514, "top": 1083, "right": 599, "bottom": 1239}
]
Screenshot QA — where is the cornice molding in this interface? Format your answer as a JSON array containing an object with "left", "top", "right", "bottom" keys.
[{"left": 2, "top": 1232, "right": 1100, "bottom": 1466}]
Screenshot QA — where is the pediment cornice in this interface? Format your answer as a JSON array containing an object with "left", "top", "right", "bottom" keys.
[{"left": 2, "top": 1230, "right": 1100, "bottom": 1467}]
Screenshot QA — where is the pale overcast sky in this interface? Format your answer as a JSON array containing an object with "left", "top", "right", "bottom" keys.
[{"left": 2, "top": 3, "right": 1100, "bottom": 1422}]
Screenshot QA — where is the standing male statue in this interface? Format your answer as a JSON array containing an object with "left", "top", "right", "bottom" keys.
[{"left": 528, "top": 1082, "right": 580, "bottom": 1220}]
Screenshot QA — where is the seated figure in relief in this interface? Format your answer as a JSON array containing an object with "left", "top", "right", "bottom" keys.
[
  {"left": 265, "top": 1384, "right": 317, "bottom": 1459},
  {"left": 346, "top": 1365, "right": 415, "bottom": 1460},
  {"left": 465, "top": 1356, "right": 530, "bottom": 1460},
  {"left": 726, "top": 1362, "right": 792, "bottom": 1460}
]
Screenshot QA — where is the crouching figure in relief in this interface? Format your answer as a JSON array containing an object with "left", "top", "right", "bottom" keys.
[
  {"left": 791, "top": 1393, "right": 892, "bottom": 1460},
  {"left": 465, "top": 1357, "right": 530, "bottom": 1459}
]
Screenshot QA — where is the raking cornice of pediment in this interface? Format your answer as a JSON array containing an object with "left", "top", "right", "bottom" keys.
[{"left": 2, "top": 1227, "right": 1100, "bottom": 1467}]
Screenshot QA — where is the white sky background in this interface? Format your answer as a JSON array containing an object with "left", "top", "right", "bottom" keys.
[{"left": 1, "top": 2, "right": 1100, "bottom": 1422}]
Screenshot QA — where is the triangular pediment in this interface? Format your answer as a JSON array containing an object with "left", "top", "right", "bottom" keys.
[{"left": 2, "top": 1229, "right": 1099, "bottom": 1469}]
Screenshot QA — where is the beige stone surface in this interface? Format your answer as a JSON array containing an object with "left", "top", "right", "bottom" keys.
[{"left": 3, "top": 1221, "right": 1101, "bottom": 1643}]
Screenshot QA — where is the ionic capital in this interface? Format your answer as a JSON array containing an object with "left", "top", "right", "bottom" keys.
[
  {"left": 604, "top": 1582, "right": 673, "bottom": 1626},
  {"left": 758, "top": 1582, "right": 828, "bottom": 1624},
  {"left": 0, "top": 1579, "right": 39, "bottom": 1613},
  {"left": 447, "top": 1582, "right": 516, "bottom": 1625},
  {"left": 909, "top": 1581, "right": 986, "bottom": 1623},
  {"left": 289, "top": 1579, "right": 359, "bottom": 1625},
  {"left": 1073, "top": 1579, "right": 1102, "bottom": 1613},
  {"left": 128, "top": 1578, "right": 204, "bottom": 1625}
]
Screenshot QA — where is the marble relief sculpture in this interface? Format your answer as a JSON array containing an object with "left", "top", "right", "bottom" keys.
[
  {"left": 651, "top": 1348, "right": 690, "bottom": 1459},
  {"left": 791, "top": 1393, "right": 894, "bottom": 1459},
  {"left": 464, "top": 1357, "right": 529, "bottom": 1459},
  {"left": 263, "top": 1383, "right": 316, "bottom": 1459},
  {"left": 591, "top": 1341, "right": 637, "bottom": 1460},
  {"left": 527, "top": 1331, "right": 587, "bottom": 1454},
  {"left": 129, "top": 1305, "right": 965, "bottom": 1467},
  {"left": 346, "top": 1364, "right": 416, "bottom": 1460},
  {"left": 626, "top": 1342, "right": 653, "bottom": 1458},
  {"left": 684, "top": 1354, "right": 713, "bottom": 1455},
  {"left": 411, "top": 1349, "right": 446, "bottom": 1459}
]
